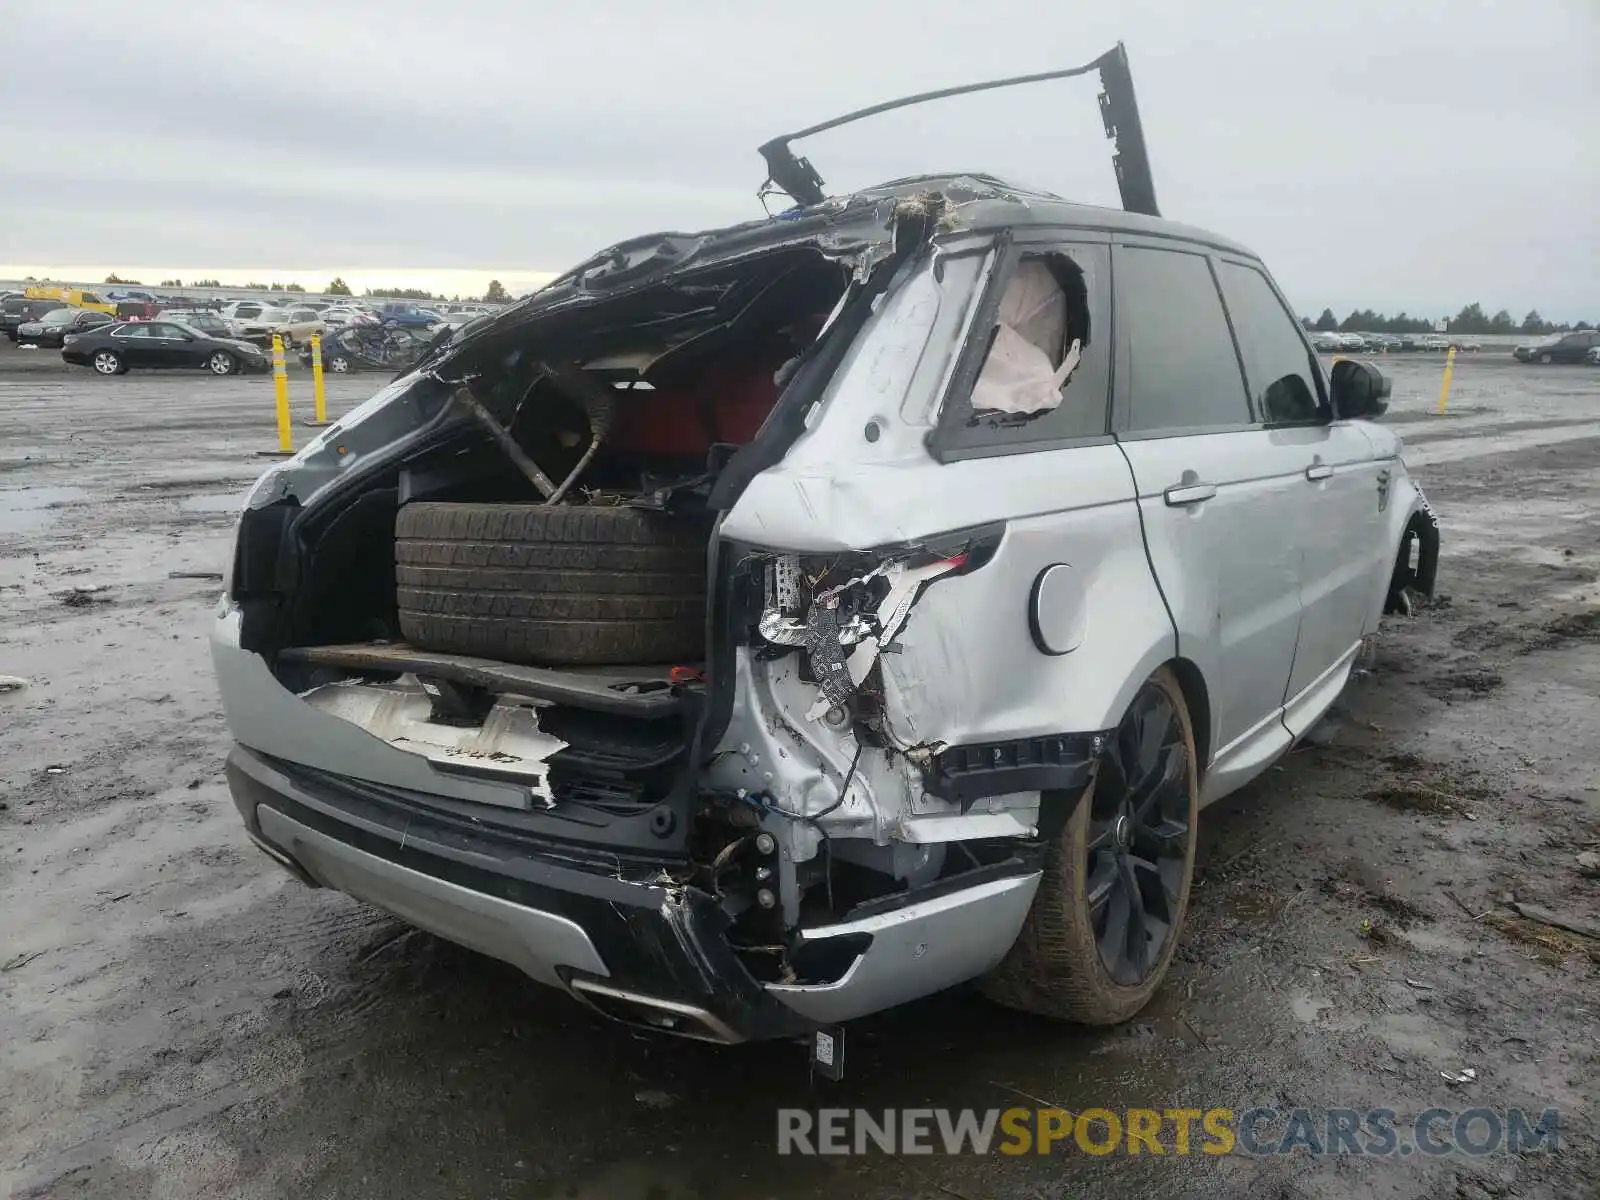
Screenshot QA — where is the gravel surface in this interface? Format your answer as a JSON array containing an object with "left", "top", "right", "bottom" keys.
[{"left": 1, "top": 347, "right": 1596, "bottom": 1198}]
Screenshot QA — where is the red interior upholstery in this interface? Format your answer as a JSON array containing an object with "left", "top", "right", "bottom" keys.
[{"left": 607, "top": 362, "right": 779, "bottom": 456}]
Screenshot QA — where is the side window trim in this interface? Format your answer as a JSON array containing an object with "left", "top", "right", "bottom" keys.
[
  {"left": 1214, "top": 253, "right": 1331, "bottom": 422},
  {"left": 928, "top": 233, "right": 1115, "bottom": 462},
  {"left": 1108, "top": 238, "right": 1256, "bottom": 438},
  {"left": 1205, "top": 253, "right": 1258, "bottom": 423}
]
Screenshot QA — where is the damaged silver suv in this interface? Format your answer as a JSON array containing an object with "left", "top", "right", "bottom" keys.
[{"left": 213, "top": 55, "right": 1439, "bottom": 1044}]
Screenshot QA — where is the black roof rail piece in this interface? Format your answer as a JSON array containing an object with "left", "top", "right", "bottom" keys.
[{"left": 757, "top": 42, "right": 1160, "bottom": 218}]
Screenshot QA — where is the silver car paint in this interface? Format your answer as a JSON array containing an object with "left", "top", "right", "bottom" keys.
[
  {"left": 256, "top": 803, "right": 610, "bottom": 988},
  {"left": 213, "top": 208, "right": 1435, "bottom": 1029}
]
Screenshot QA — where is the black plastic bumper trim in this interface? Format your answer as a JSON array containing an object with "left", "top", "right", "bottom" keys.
[
  {"left": 226, "top": 745, "right": 814, "bottom": 1042},
  {"left": 924, "top": 732, "right": 1103, "bottom": 806}
]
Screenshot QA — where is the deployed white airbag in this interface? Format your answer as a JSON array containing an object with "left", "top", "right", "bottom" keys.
[{"left": 971, "top": 261, "right": 1082, "bottom": 415}]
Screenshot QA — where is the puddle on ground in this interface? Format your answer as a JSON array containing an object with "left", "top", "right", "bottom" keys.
[
  {"left": 178, "top": 492, "right": 247, "bottom": 514},
  {"left": 0, "top": 486, "right": 87, "bottom": 535}
]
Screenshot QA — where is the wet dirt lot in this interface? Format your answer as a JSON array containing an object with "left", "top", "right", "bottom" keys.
[{"left": 2, "top": 348, "right": 1597, "bottom": 1199}]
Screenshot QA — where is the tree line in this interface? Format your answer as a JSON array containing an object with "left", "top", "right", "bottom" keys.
[
  {"left": 96, "top": 273, "right": 509, "bottom": 304},
  {"left": 1301, "top": 304, "right": 1592, "bottom": 336}
]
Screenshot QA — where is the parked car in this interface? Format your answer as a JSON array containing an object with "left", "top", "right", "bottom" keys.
[
  {"left": 1419, "top": 335, "right": 1449, "bottom": 351},
  {"left": 214, "top": 172, "right": 1439, "bottom": 1046},
  {"left": 373, "top": 301, "right": 443, "bottom": 329},
  {"left": 296, "top": 324, "right": 431, "bottom": 372},
  {"left": 1392, "top": 335, "right": 1418, "bottom": 352},
  {"left": 221, "top": 303, "right": 327, "bottom": 347},
  {"left": 318, "top": 306, "right": 369, "bottom": 328},
  {"left": 23, "top": 286, "right": 117, "bottom": 315},
  {"left": 15, "top": 307, "right": 117, "bottom": 347},
  {"left": 1, "top": 296, "right": 62, "bottom": 341},
  {"left": 1310, "top": 331, "right": 1342, "bottom": 352},
  {"left": 273, "top": 307, "right": 330, "bottom": 345},
  {"left": 1513, "top": 330, "right": 1600, "bottom": 364},
  {"left": 62, "top": 320, "right": 270, "bottom": 376},
  {"left": 156, "top": 310, "right": 236, "bottom": 339},
  {"left": 1335, "top": 332, "right": 1365, "bottom": 350}
]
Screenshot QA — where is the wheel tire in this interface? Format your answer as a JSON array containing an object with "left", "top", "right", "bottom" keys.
[
  {"left": 394, "top": 502, "right": 709, "bottom": 666},
  {"left": 1539, "top": 353, "right": 1553, "bottom": 365},
  {"left": 92, "top": 350, "right": 125, "bottom": 376},
  {"left": 981, "top": 666, "right": 1199, "bottom": 1024},
  {"left": 207, "top": 351, "right": 237, "bottom": 376},
  {"left": 328, "top": 355, "right": 352, "bottom": 373}
]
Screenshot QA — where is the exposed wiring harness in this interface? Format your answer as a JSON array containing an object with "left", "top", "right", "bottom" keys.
[{"left": 745, "top": 742, "right": 864, "bottom": 916}]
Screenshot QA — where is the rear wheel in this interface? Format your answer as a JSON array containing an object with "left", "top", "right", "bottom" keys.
[
  {"left": 92, "top": 350, "right": 126, "bottom": 376},
  {"left": 327, "top": 354, "right": 352, "bottom": 373},
  {"left": 982, "top": 666, "right": 1198, "bottom": 1023},
  {"left": 207, "top": 351, "right": 237, "bottom": 376}
]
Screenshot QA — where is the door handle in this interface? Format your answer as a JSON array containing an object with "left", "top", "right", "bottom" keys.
[
  {"left": 1304, "top": 463, "right": 1333, "bottom": 482},
  {"left": 1164, "top": 482, "right": 1217, "bottom": 506}
]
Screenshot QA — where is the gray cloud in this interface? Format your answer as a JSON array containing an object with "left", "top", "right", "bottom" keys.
[{"left": 2, "top": 0, "right": 1595, "bottom": 317}]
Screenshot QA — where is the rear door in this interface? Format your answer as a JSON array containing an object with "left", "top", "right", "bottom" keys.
[
  {"left": 1560, "top": 332, "right": 1600, "bottom": 363},
  {"left": 144, "top": 322, "right": 193, "bottom": 367},
  {"left": 110, "top": 323, "right": 159, "bottom": 366},
  {"left": 1110, "top": 242, "right": 1306, "bottom": 794},
  {"left": 1212, "top": 257, "right": 1381, "bottom": 729}
]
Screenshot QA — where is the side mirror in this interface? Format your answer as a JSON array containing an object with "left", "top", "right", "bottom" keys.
[{"left": 1329, "top": 358, "right": 1391, "bottom": 419}]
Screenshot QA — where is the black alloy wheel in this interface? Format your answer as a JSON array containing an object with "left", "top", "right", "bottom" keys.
[{"left": 1085, "top": 681, "right": 1193, "bottom": 985}]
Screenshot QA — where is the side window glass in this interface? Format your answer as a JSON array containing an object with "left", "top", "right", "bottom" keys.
[
  {"left": 1215, "top": 261, "right": 1323, "bottom": 424},
  {"left": 1117, "top": 247, "right": 1250, "bottom": 432},
  {"left": 115, "top": 325, "right": 151, "bottom": 339},
  {"left": 939, "top": 245, "right": 1111, "bottom": 455}
]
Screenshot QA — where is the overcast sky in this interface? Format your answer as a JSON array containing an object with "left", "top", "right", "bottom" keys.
[{"left": 3, "top": 0, "right": 1595, "bottom": 316}]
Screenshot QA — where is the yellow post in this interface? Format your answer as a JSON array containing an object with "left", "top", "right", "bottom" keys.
[
  {"left": 306, "top": 333, "right": 330, "bottom": 427},
  {"left": 1436, "top": 346, "right": 1457, "bottom": 415},
  {"left": 272, "top": 334, "right": 293, "bottom": 453}
]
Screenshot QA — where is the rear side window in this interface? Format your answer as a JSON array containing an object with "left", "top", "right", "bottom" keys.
[
  {"left": 936, "top": 244, "right": 1113, "bottom": 457},
  {"left": 1215, "top": 261, "right": 1323, "bottom": 424},
  {"left": 1116, "top": 247, "right": 1249, "bottom": 433}
]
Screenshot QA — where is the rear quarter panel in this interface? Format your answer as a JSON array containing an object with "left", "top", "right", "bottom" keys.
[{"left": 721, "top": 251, "right": 1173, "bottom": 745}]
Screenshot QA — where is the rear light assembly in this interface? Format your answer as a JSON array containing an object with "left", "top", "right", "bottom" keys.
[{"left": 750, "top": 530, "right": 999, "bottom": 721}]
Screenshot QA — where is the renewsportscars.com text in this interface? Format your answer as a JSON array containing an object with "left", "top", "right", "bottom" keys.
[{"left": 777, "top": 1107, "right": 1561, "bottom": 1158}]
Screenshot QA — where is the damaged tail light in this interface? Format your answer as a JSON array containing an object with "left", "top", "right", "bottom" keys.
[{"left": 752, "top": 534, "right": 995, "bottom": 722}]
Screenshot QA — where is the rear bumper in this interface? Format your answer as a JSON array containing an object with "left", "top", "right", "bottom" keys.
[
  {"left": 232, "top": 748, "right": 1043, "bottom": 1036},
  {"left": 228, "top": 744, "right": 812, "bottom": 1042},
  {"left": 228, "top": 740, "right": 1040, "bottom": 1042}
]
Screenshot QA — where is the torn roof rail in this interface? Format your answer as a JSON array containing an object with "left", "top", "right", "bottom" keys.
[{"left": 757, "top": 43, "right": 1160, "bottom": 219}]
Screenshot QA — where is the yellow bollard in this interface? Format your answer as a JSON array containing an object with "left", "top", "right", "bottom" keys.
[
  {"left": 305, "top": 333, "right": 330, "bottom": 427},
  {"left": 1436, "top": 346, "right": 1457, "bottom": 415},
  {"left": 265, "top": 333, "right": 294, "bottom": 456}
]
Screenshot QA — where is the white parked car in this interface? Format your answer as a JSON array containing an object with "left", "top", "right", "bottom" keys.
[
  {"left": 218, "top": 302, "right": 326, "bottom": 347},
  {"left": 320, "top": 306, "right": 373, "bottom": 328}
]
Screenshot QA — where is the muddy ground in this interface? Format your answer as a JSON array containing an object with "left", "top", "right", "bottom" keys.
[{"left": 2, "top": 348, "right": 1597, "bottom": 1199}]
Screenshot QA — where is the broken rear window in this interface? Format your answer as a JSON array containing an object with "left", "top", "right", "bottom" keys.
[{"left": 936, "top": 245, "right": 1111, "bottom": 457}]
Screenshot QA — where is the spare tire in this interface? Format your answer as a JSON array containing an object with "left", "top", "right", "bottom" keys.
[{"left": 394, "top": 502, "right": 708, "bottom": 666}]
